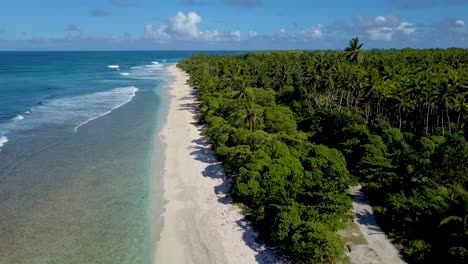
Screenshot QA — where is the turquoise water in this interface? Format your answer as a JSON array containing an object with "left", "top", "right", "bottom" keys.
[{"left": 0, "top": 51, "right": 237, "bottom": 264}]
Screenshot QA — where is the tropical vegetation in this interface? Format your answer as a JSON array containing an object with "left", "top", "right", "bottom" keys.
[{"left": 178, "top": 45, "right": 468, "bottom": 263}]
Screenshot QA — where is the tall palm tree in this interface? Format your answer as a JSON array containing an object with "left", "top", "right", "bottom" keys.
[
  {"left": 345, "top": 37, "right": 364, "bottom": 64},
  {"left": 243, "top": 105, "right": 261, "bottom": 131},
  {"left": 434, "top": 79, "right": 457, "bottom": 135}
]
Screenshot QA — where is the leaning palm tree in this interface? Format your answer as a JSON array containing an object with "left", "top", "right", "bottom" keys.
[{"left": 345, "top": 37, "right": 364, "bottom": 64}]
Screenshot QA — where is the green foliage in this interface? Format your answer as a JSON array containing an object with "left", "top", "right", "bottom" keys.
[
  {"left": 263, "top": 106, "right": 297, "bottom": 134},
  {"left": 345, "top": 37, "right": 364, "bottom": 64},
  {"left": 290, "top": 221, "right": 345, "bottom": 263},
  {"left": 178, "top": 48, "right": 468, "bottom": 263}
]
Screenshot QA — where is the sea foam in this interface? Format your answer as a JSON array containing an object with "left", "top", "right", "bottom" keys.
[
  {"left": 107, "top": 65, "right": 120, "bottom": 69},
  {"left": 1, "top": 86, "right": 140, "bottom": 137},
  {"left": 74, "top": 86, "right": 138, "bottom": 132},
  {"left": 120, "top": 72, "right": 130, "bottom": 76},
  {"left": 123, "top": 62, "right": 165, "bottom": 80},
  {"left": 0, "top": 136, "right": 8, "bottom": 152}
]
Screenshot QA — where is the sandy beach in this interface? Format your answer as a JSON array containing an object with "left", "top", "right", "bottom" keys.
[{"left": 154, "top": 65, "right": 278, "bottom": 264}]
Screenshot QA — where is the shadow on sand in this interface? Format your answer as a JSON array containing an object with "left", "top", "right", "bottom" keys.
[
  {"left": 182, "top": 91, "right": 283, "bottom": 264},
  {"left": 350, "top": 188, "right": 385, "bottom": 235}
]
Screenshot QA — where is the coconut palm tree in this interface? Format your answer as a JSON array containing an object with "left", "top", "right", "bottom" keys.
[
  {"left": 234, "top": 78, "right": 253, "bottom": 102},
  {"left": 345, "top": 37, "right": 364, "bottom": 64},
  {"left": 434, "top": 79, "right": 457, "bottom": 135},
  {"left": 243, "top": 105, "right": 261, "bottom": 131}
]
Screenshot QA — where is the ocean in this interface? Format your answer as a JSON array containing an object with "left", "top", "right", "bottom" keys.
[{"left": 0, "top": 51, "right": 236, "bottom": 264}]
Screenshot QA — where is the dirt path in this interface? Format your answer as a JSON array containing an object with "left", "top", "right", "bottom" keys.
[{"left": 340, "top": 186, "right": 407, "bottom": 264}]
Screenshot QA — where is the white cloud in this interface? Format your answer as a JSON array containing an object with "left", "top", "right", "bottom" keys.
[
  {"left": 167, "top": 11, "right": 202, "bottom": 40},
  {"left": 355, "top": 15, "right": 416, "bottom": 41},
  {"left": 397, "top": 22, "right": 416, "bottom": 35},
  {"left": 198, "top": 29, "right": 241, "bottom": 42},
  {"left": 375, "top": 16, "right": 387, "bottom": 25},
  {"left": 144, "top": 24, "right": 170, "bottom": 42},
  {"left": 145, "top": 11, "right": 241, "bottom": 43},
  {"left": 304, "top": 24, "right": 324, "bottom": 39},
  {"left": 200, "top": 30, "right": 220, "bottom": 41},
  {"left": 367, "top": 27, "right": 393, "bottom": 40},
  {"left": 357, "top": 14, "right": 401, "bottom": 28},
  {"left": 229, "top": 30, "right": 241, "bottom": 41},
  {"left": 145, "top": 11, "right": 202, "bottom": 42},
  {"left": 450, "top": 19, "right": 467, "bottom": 34}
]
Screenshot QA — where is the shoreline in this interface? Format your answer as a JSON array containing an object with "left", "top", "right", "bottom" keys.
[{"left": 154, "top": 64, "right": 278, "bottom": 264}]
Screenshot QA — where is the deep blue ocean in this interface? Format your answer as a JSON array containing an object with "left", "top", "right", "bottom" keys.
[{"left": 0, "top": 51, "right": 238, "bottom": 264}]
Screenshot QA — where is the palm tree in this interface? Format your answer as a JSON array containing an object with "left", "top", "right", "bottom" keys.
[
  {"left": 439, "top": 185, "right": 468, "bottom": 249},
  {"left": 394, "top": 94, "right": 414, "bottom": 130},
  {"left": 345, "top": 37, "right": 364, "bottom": 64},
  {"left": 243, "top": 105, "right": 261, "bottom": 131},
  {"left": 434, "top": 80, "right": 457, "bottom": 135},
  {"left": 234, "top": 79, "right": 253, "bottom": 102}
]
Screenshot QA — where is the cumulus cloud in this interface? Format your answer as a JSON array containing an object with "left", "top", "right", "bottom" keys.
[
  {"left": 429, "top": 18, "right": 467, "bottom": 37},
  {"left": 167, "top": 11, "right": 202, "bottom": 40},
  {"left": 455, "top": 19, "right": 465, "bottom": 27},
  {"left": 90, "top": 9, "right": 110, "bottom": 17},
  {"left": 375, "top": 16, "right": 387, "bottom": 25},
  {"left": 367, "top": 27, "right": 393, "bottom": 40},
  {"left": 357, "top": 14, "right": 401, "bottom": 28},
  {"left": 448, "top": 19, "right": 467, "bottom": 34},
  {"left": 397, "top": 22, "right": 416, "bottom": 34},
  {"left": 144, "top": 24, "right": 170, "bottom": 42},
  {"left": 304, "top": 24, "right": 324, "bottom": 39},
  {"left": 224, "top": 0, "right": 263, "bottom": 8},
  {"left": 145, "top": 11, "right": 241, "bottom": 43},
  {"left": 199, "top": 30, "right": 220, "bottom": 41},
  {"left": 230, "top": 30, "right": 241, "bottom": 41},
  {"left": 355, "top": 15, "right": 416, "bottom": 41}
]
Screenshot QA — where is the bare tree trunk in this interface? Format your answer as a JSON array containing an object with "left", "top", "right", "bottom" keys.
[
  {"left": 376, "top": 101, "right": 380, "bottom": 121},
  {"left": 339, "top": 90, "right": 344, "bottom": 111},
  {"left": 441, "top": 110, "right": 445, "bottom": 136},
  {"left": 426, "top": 105, "right": 430, "bottom": 134},
  {"left": 399, "top": 107, "right": 402, "bottom": 130},
  {"left": 446, "top": 106, "right": 452, "bottom": 135}
]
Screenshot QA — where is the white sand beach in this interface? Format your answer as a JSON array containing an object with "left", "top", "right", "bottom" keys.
[{"left": 154, "top": 65, "right": 279, "bottom": 264}]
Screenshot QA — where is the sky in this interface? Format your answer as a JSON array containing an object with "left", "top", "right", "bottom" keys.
[{"left": 0, "top": 0, "right": 467, "bottom": 50}]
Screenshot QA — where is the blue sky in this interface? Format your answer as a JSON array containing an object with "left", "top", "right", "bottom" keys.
[{"left": 0, "top": 0, "right": 467, "bottom": 50}]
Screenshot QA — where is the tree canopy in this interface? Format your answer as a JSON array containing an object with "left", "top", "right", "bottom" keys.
[{"left": 178, "top": 47, "right": 468, "bottom": 263}]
